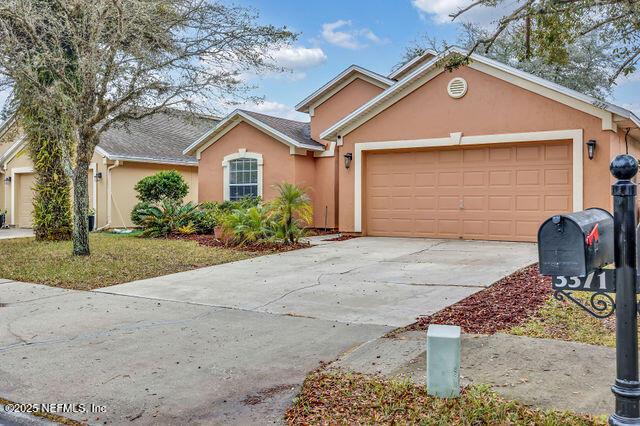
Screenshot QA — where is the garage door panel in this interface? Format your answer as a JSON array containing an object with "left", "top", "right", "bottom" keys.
[
  {"left": 364, "top": 141, "right": 572, "bottom": 241},
  {"left": 489, "top": 147, "right": 512, "bottom": 161},
  {"left": 462, "top": 196, "right": 485, "bottom": 211},
  {"left": 545, "top": 144, "right": 570, "bottom": 160},
  {"left": 544, "top": 195, "right": 571, "bottom": 211},
  {"left": 463, "top": 171, "right": 486, "bottom": 186},
  {"left": 516, "top": 169, "right": 541, "bottom": 185},
  {"left": 489, "top": 170, "right": 512, "bottom": 186},
  {"left": 516, "top": 145, "right": 542, "bottom": 161},
  {"left": 545, "top": 169, "right": 571, "bottom": 185}
]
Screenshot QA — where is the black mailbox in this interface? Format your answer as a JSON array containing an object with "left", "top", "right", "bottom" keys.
[{"left": 538, "top": 208, "right": 614, "bottom": 277}]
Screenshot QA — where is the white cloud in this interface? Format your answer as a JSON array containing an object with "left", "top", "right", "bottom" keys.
[
  {"left": 271, "top": 47, "right": 327, "bottom": 70},
  {"left": 321, "top": 20, "right": 388, "bottom": 50},
  {"left": 412, "top": 0, "right": 517, "bottom": 26},
  {"left": 241, "top": 100, "right": 309, "bottom": 121}
]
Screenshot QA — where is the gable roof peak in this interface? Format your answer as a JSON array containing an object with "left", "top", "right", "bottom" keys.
[
  {"left": 320, "top": 46, "right": 640, "bottom": 141},
  {"left": 295, "top": 64, "right": 395, "bottom": 113}
]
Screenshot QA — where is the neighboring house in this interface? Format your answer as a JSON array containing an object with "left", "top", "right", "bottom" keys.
[
  {"left": 0, "top": 110, "right": 217, "bottom": 229},
  {"left": 186, "top": 47, "right": 640, "bottom": 242}
]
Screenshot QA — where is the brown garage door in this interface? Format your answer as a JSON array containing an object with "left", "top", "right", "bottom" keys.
[
  {"left": 364, "top": 141, "right": 572, "bottom": 242},
  {"left": 17, "top": 173, "right": 35, "bottom": 228}
]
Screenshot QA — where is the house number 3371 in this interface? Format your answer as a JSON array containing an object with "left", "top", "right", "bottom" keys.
[{"left": 552, "top": 269, "right": 614, "bottom": 293}]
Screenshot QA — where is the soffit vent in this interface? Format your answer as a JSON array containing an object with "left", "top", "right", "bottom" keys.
[{"left": 447, "top": 77, "right": 468, "bottom": 99}]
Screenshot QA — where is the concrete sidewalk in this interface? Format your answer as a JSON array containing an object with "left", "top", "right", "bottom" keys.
[{"left": 333, "top": 331, "right": 614, "bottom": 416}]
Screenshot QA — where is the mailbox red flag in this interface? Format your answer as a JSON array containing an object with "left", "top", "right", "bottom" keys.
[{"left": 586, "top": 223, "right": 599, "bottom": 246}]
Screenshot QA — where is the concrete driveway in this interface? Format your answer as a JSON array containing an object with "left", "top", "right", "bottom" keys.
[
  {"left": 100, "top": 237, "right": 537, "bottom": 327},
  {"left": 0, "top": 228, "right": 34, "bottom": 240},
  {"left": 0, "top": 237, "right": 536, "bottom": 424}
]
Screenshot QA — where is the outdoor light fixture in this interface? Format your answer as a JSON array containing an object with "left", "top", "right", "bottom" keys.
[
  {"left": 586, "top": 139, "right": 597, "bottom": 160},
  {"left": 94, "top": 172, "right": 103, "bottom": 181},
  {"left": 344, "top": 152, "right": 353, "bottom": 169},
  {"left": 4, "top": 176, "right": 10, "bottom": 184}
]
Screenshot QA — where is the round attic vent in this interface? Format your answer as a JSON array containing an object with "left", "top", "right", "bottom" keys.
[{"left": 447, "top": 77, "right": 468, "bottom": 99}]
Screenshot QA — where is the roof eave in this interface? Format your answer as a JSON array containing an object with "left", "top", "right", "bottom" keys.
[
  {"left": 184, "top": 110, "right": 324, "bottom": 157},
  {"left": 294, "top": 65, "right": 395, "bottom": 113},
  {"left": 387, "top": 49, "right": 437, "bottom": 80},
  {"left": 321, "top": 46, "right": 640, "bottom": 140}
]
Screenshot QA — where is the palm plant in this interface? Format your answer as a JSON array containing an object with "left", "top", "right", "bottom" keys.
[
  {"left": 268, "top": 183, "right": 313, "bottom": 244},
  {"left": 220, "top": 206, "right": 273, "bottom": 245},
  {"left": 137, "top": 200, "right": 199, "bottom": 238}
]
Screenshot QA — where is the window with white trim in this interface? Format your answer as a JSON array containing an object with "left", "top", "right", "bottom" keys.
[{"left": 228, "top": 158, "right": 258, "bottom": 200}]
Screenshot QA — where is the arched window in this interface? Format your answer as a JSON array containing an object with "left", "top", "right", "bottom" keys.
[
  {"left": 229, "top": 158, "right": 258, "bottom": 200},
  {"left": 222, "top": 151, "right": 263, "bottom": 201}
]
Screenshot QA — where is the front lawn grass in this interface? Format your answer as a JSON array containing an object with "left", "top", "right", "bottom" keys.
[
  {"left": 510, "top": 293, "right": 618, "bottom": 347},
  {"left": 286, "top": 370, "right": 605, "bottom": 425},
  {"left": 0, "top": 233, "right": 253, "bottom": 290}
]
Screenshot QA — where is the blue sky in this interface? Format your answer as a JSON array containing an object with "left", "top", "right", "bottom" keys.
[
  {"left": 237, "top": 0, "right": 640, "bottom": 122},
  {"left": 2, "top": 0, "right": 638, "bottom": 121}
]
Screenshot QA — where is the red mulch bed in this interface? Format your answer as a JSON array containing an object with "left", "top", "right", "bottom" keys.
[
  {"left": 401, "top": 264, "right": 551, "bottom": 335},
  {"left": 323, "top": 234, "right": 359, "bottom": 242},
  {"left": 168, "top": 234, "right": 310, "bottom": 253},
  {"left": 306, "top": 228, "right": 339, "bottom": 236}
]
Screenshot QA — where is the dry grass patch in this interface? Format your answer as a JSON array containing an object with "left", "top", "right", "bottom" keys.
[
  {"left": 0, "top": 233, "right": 253, "bottom": 290},
  {"left": 286, "top": 370, "right": 605, "bottom": 425},
  {"left": 509, "top": 293, "right": 619, "bottom": 347}
]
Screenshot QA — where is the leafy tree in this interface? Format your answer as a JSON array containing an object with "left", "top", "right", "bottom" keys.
[
  {"left": 400, "top": 23, "right": 616, "bottom": 100},
  {"left": 134, "top": 171, "right": 189, "bottom": 203},
  {"left": 268, "top": 183, "right": 312, "bottom": 244},
  {"left": 445, "top": 0, "right": 638, "bottom": 81},
  {"left": 0, "top": 0, "right": 295, "bottom": 255}
]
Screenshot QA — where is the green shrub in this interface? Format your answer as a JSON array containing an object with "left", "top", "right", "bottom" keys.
[
  {"left": 137, "top": 200, "right": 199, "bottom": 238},
  {"left": 192, "top": 202, "right": 220, "bottom": 234},
  {"left": 134, "top": 170, "right": 189, "bottom": 203},
  {"left": 267, "top": 183, "right": 313, "bottom": 244},
  {"left": 220, "top": 205, "right": 273, "bottom": 245},
  {"left": 217, "top": 196, "right": 262, "bottom": 213},
  {"left": 131, "top": 201, "right": 152, "bottom": 226}
]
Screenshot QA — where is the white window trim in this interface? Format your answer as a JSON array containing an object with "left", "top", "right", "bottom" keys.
[
  {"left": 353, "top": 129, "right": 584, "bottom": 233},
  {"left": 222, "top": 150, "right": 263, "bottom": 201},
  {"left": 10, "top": 166, "right": 33, "bottom": 226}
]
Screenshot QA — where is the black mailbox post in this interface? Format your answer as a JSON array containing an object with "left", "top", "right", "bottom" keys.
[
  {"left": 538, "top": 154, "right": 640, "bottom": 425},
  {"left": 538, "top": 208, "right": 614, "bottom": 277}
]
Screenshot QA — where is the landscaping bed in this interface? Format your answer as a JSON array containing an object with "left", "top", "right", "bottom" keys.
[
  {"left": 396, "top": 263, "right": 623, "bottom": 347},
  {"left": 285, "top": 370, "right": 604, "bottom": 425},
  {"left": 0, "top": 233, "right": 253, "bottom": 290},
  {"left": 323, "top": 234, "right": 359, "bottom": 242},
  {"left": 401, "top": 264, "right": 551, "bottom": 334},
  {"left": 169, "top": 233, "right": 310, "bottom": 253}
]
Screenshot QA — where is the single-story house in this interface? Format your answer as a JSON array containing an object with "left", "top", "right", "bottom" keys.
[
  {"left": 185, "top": 47, "right": 640, "bottom": 242},
  {"left": 0, "top": 110, "right": 217, "bottom": 229}
]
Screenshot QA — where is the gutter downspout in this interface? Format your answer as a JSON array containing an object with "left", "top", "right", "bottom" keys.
[{"left": 95, "top": 160, "right": 120, "bottom": 231}]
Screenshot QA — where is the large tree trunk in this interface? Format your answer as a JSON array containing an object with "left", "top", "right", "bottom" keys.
[{"left": 72, "top": 161, "right": 90, "bottom": 256}]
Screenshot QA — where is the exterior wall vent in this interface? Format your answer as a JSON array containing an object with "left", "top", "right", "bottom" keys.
[{"left": 447, "top": 77, "right": 468, "bottom": 99}]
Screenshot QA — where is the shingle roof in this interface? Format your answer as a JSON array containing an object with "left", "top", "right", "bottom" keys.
[
  {"left": 98, "top": 110, "right": 218, "bottom": 165},
  {"left": 238, "top": 110, "right": 324, "bottom": 150}
]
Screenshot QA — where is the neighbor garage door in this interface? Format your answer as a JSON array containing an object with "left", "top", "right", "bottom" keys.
[
  {"left": 364, "top": 141, "right": 572, "bottom": 242},
  {"left": 17, "top": 173, "right": 35, "bottom": 228}
]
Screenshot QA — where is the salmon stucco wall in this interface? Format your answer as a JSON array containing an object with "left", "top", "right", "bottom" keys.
[
  {"left": 338, "top": 65, "right": 618, "bottom": 232},
  {"left": 310, "top": 77, "right": 385, "bottom": 143},
  {"left": 199, "top": 121, "right": 293, "bottom": 198},
  {"left": 197, "top": 121, "right": 327, "bottom": 227}
]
